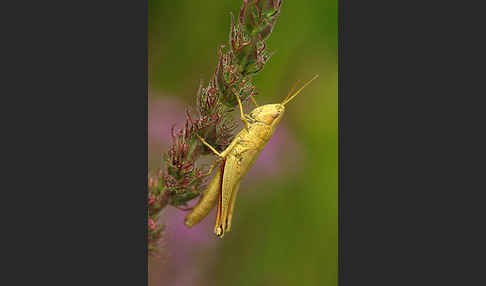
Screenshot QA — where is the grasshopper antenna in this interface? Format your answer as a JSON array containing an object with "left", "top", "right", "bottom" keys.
[
  {"left": 282, "top": 79, "right": 302, "bottom": 104},
  {"left": 282, "top": 75, "right": 319, "bottom": 106}
]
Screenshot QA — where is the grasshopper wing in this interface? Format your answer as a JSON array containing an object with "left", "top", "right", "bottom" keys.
[{"left": 225, "top": 181, "right": 241, "bottom": 232}]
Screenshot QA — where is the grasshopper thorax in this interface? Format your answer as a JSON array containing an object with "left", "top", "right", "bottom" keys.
[{"left": 249, "top": 103, "right": 285, "bottom": 127}]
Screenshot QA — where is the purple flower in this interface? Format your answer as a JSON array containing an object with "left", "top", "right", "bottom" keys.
[
  {"left": 148, "top": 94, "right": 187, "bottom": 145},
  {"left": 149, "top": 207, "right": 219, "bottom": 286}
]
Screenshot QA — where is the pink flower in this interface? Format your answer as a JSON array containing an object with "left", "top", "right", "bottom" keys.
[
  {"left": 148, "top": 218, "right": 156, "bottom": 230},
  {"left": 148, "top": 194, "right": 155, "bottom": 205}
]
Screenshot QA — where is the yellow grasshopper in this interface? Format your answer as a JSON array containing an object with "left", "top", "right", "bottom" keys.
[{"left": 184, "top": 75, "right": 319, "bottom": 238}]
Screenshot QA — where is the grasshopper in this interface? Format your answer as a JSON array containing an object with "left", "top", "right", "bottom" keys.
[{"left": 184, "top": 75, "right": 318, "bottom": 238}]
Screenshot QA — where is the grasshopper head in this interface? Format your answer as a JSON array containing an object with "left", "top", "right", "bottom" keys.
[{"left": 249, "top": 104, "right": 285, "bottom": 126}]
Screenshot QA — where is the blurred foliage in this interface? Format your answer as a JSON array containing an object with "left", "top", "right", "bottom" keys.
[{"left": 149, "top": 0, "right": 337, "bottom": 285}]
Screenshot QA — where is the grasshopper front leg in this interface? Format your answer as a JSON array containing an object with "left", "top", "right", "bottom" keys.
[
  {"left": 232, "top": 88, "right": 251, "bottom": 131},
  {"left": 196, "top": 134, "right": 225, "bottom": 158}
]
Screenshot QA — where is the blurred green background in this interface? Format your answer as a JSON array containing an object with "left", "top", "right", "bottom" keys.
[{"left": 148, "top": 0, "right": 337, "bottom": 285}]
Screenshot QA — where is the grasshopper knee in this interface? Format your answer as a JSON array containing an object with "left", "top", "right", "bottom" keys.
[
  {"left": 184, "top": 218, "right": 194, "bottom": 228},
  {"left": 215, "top": 225, "right": 225, "bottom": 238}
]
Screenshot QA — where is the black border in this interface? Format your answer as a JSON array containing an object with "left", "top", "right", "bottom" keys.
[
  {"left": 338, "top": 0, "right": 482, "bottom": 284},
  {"left": 18, "top": 0, "right": 149, "bottom": 284}
]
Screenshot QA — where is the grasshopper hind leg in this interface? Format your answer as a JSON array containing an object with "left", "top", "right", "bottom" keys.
[
  {"left": 214, "top": 201, "right": 223, "bottom": 237},
  {"left": 214, "top": 199, "right": 225, "bottom": 238},
  {"left": 214, "top": 159, "right": 226, "bottom": 238}
]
